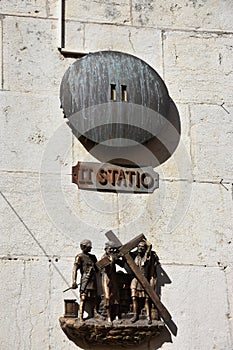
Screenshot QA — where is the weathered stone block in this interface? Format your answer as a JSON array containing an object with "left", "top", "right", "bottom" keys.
[
  {"left": 47, "top": 0, "right": 58, "bottom": 18},
  {"left": 225, "top": 265, "right": 233, "bottom": 342},
  {"left": 163, "top": 32, "right": 233, "bottom": 104},
  {"left": 117, "top": 182, "right": 233, "bottom": 266},
  {"left": 0, "top": 187, "right": 43, "bottom": 257},
  {"left": 132, "top": 0, "right": 233, "bottom": 32},
  {"left": 48, "top": 258, "right": 79, "bottom": 349},
  {"left": 190, "top": 103, "right": 233, "bottom": 181},
  {"left": 159, "top": 103, "right": 192, "bottom": 180},
  {"left": 2, "top": 16, "right": 75, "bottom": 93},
  {"left": 2, "top": 170, "right": 232, "bottom": 267},
  {"left": 0, "top": 169, "right": 119, "bottom": 258},
  {"left": 0, "top": 171, "right": 80, "bottom": 258},
  {"left": 0, "top": 259, "right": 50, "bottom": 349},
  {"left": 62, "top": 0, "right": 130, "bottom": 24},
  {"left": 84, "top": 23, "right": 163, "bottom": 75},
  {"left": 0, "top": 91, "right": 68, "bottom": 172},
  {"left": 63, "top": 21, "right": 85, "bottom": 51},
  {"left": 47, "top": 138, "right": 120, "bottom": 249},
  {"left": 0, "top": 19, "right": 2, "bottom": 88},
  {"left": 161, "top": 265, "right": 231, "bottom": 349},
  {"left": 0, "top": 0, "right": 46, "bottom": 17}
]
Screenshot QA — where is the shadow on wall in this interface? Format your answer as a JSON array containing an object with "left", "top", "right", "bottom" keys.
[{"left": 156, "top": 264, "right": 178, "bottom": 339}]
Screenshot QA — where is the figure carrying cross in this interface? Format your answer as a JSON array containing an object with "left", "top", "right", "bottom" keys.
[
  {"left": 96, "top": 231, "right": 171, "bottom": 324},
  {"left": 101, "top": 240, "right": 125, "bottom": 322}
]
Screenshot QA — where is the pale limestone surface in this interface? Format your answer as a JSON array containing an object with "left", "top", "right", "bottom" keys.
[
  {"left": 2, "top": 16, "right": 73, "bottom": 93},
  {"left": 190, "top": 104, "right": 233, "bottom": 181},
  {"left": 64, "top": 21, "right": 85, "bottom": 51},
  {"left": 161, "top": 265, "right": 232, "bottom": 350},
  {"left": 50, "top": 258, "right": 80, "bottom": 350},
  {"left": 0, "top": 170, "right": 119, "bottom": 258},
  {"left": 0, "top": 259, "right": 50, "bottom": 349},
  {"left": 225, "top": 265, "right": 233, "bottom": 343},
  {"left": 48, "top": 0, "right": 131, "bottom": 23},
  {"left": 163, "top": 31, "right": 233, "bottom": 104},
  {"left": 0, "top": 91, "right": 67, "bottom": 172},
  {"left": 118, "top": 181, "right": 233, "bottom": 266},
  {"left": 0, "top": 0, "right": 233, "bottom": 350},
  {"left": 65, "top": 0, "right": 131, "bottom": 24},
  {"left": 159, "top": 103, "right": 192, "bottom": 179},
  {"left": 0, "top": 19, "right": 2, "bottom": 87},
  {"left": 0, "top": 0, "right": 47, "bottom": 17},
  {"left": 84, "top": 23, "right": 163, "bottom": 75},
  {"left": 131, "top": 0, "right": 233, "bottom": 32}
]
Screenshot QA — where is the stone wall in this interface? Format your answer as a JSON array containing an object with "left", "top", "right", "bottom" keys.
[{"left": 0, "top": 1, "right": 233, "bottom": 349}]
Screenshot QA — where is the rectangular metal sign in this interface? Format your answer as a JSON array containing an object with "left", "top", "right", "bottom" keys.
[{"left": 72, "top": 162, "right": 159, "bottom": 193}]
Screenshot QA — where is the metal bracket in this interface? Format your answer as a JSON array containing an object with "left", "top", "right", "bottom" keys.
[{"left": 58, "top": 0, "right": 88, "bottom": 58}]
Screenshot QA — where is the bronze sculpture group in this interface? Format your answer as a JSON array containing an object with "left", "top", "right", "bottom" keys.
[
  {"left": 71, "top": 233, "right": 164, "bottom": 325},
  {"left": 60, "top": 233, "right": 172, "bottom": 347}
]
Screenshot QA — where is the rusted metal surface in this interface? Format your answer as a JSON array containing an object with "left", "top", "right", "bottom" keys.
[
  {"left": 72, "top": 161, "right": 159, "bottom": 193},
  {"left": 60, "top": 51, "right": 170, "bottom": 146}
]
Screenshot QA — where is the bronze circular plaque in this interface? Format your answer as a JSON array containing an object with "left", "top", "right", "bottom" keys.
[{"left": 60, "top": 51, "right": 171, "bottom": 146}]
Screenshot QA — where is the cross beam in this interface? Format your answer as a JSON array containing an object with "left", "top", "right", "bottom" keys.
[{"left": 96, "top": 232, "right": 172, "bottom": 322}]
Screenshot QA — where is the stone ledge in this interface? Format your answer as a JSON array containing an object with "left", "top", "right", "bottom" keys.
[{"left": 59, "top": 317, "right": 164, "bottom": 348}]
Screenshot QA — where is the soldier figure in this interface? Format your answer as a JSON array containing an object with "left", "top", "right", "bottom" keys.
[
  {"left": 72, "top": 239, "right": 99, "bottom": 321},
  {"left": 130, "top": 240, "right": 158, "bottom": 324}
]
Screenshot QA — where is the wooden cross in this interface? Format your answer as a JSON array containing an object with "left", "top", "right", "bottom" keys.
[{"left": 96, "top": 231, "right": 172, "bottom": 322}]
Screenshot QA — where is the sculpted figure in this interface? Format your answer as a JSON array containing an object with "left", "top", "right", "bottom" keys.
[
  {"left": 101, "top": 241, "right": 124, "bottom": 322},
  {"left": 72, "top": 239, "right": 99, "bottom": 321},
  {"left": 130, "top": 240, "right": 158, "bottom": 324}
]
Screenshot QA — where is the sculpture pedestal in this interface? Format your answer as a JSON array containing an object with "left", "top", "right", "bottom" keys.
[{"left": 59, "top": 317, "right": 164, "bottom": 349}]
